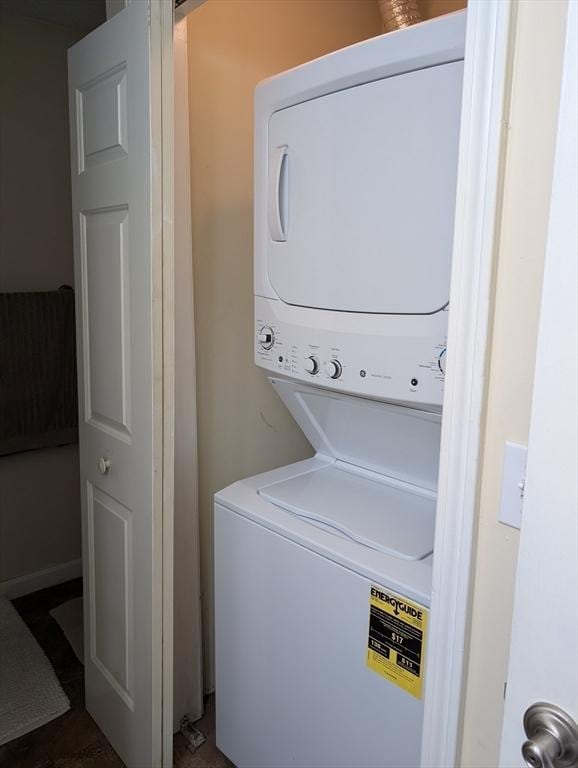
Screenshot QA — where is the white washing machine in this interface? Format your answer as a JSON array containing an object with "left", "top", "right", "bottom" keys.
[
  {"left": 215, "top": 11, "right": 465, "bottom": 768},
  {"left": 215, "top": 380, "right": 441, "bottom": 768}
]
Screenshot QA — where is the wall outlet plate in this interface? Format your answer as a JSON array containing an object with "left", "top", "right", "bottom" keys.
[{"left": 499, "top": 441, "right": 528, "bottom": 530}]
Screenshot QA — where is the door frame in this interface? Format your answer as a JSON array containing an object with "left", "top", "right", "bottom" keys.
[
  {"left": 159, "top": 0, "right": 175, "bottom": 764},
  {"left": 160, "top": 0, "right": 513, "bottom": 765},
  {"left": 421, "top": 2, "right": 513, "bottom": 766},
  {"left": 148, "top": 1, "right": 178, "bottom": 763}
]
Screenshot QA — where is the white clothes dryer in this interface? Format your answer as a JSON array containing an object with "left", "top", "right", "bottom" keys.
[{"left": 253, "top": 11, "right": 466, "bottom": 409}]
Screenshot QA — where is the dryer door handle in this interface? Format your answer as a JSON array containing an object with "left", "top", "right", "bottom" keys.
[{"left": 268, "top": 145, "right": 288, "bottom": 242}]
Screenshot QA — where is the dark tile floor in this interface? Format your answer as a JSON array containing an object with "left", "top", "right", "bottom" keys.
[
  {"left": 173, "top": 697, "right": 233, "bottom": 768},
  {"left": 0, "top": 580, "right": 232, "bottom": 768},
  {"left": 0, "top": 578, "right": 124, "bottom": 768}
]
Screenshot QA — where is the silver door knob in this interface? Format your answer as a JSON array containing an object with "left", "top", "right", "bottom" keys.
[
  {"left": 522, "top": 702, "right": 578, "bottom": 768},
  {"left": 98, "top": 457, "right": 111, "bottom": 475}
]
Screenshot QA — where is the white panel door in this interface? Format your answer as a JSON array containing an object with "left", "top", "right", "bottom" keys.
[
  {"left": 267, "top": 62, "right": 463, "bottom": 315},
  {"left": 499, "top": 5, "right": 577, "bottom": 766},
  {"left": 68, "top": 2, "right": 167, "bottom": 765}
]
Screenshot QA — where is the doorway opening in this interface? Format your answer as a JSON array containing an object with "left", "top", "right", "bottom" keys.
[
  {"left": 172, "top": 1, "right": 466, "bottom": 766},
  {"left": 1, "top": 1, "right": 469, "bottom": 767},
  {"left": 0, "top": 1, "right": 120, "bottom": 765}
]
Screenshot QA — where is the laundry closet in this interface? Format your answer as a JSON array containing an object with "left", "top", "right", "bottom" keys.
[
  {"left": 0, "top": 1, "right": 468, "bottom": 766},
  {"left": 184, "top": 0, "right": 465, "bottom": 700}
]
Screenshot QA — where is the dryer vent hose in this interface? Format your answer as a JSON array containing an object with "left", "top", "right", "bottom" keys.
[{"left": 377, "top": 0, "right": 422, "bottom": 32}]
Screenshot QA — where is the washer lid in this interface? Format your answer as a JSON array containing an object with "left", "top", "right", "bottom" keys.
[
  {"left": 259, "top": 464, "right": 435, "bottom": 561},
  {"left": 270, "top": 377, "right": 442, "bottom": 492}
]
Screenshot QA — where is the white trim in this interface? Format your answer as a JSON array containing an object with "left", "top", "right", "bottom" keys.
[
  {"left": 172, "top": 16, "right": 204, "bottom": 730},
  {"left": 105, "top": 0, "right": 129, "bottom": 21},
  {"left": 148, "top": 1, "right": 174, "bottom": 764},
  {"left": 158, "top": 0, "right": 176, "bottom": 764},
  {"left": 0, "top": 559, "right": 83, "bottom": 599},
  {"left": 175, "top": 0, "right": 207, "bottom": 21},
  {"left": 421, "top": 2, "right": 512, "bottom": 767}
]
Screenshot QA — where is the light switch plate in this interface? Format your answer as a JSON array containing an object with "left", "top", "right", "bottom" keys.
[{"left": 499, "top": 441, "right": 528, "bottom": 529}]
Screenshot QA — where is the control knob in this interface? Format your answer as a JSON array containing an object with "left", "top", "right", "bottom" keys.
[
  {"left": 258, "top": 326, "right": 275, "bottom": 350},
  {"left": 304, "top": 356, "right": 319, "bottom": 375},
  {"left": 325, "top": 360, "right": 342, "bottom": 379},
  {"left": 438, "top": 348, "right": 447, "bottom": 375}
]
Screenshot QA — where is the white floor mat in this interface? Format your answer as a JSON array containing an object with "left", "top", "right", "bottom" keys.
[
  {"left": 50, "top": 597, "right": 84, "bottom": 664},
  {"left": 0, "top": 595, "right": 70, "bottom": 745}
]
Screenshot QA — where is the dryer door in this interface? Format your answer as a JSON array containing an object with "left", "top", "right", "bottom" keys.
[{"left": 267, "top": 61, "right": 463, "bottom": 315}]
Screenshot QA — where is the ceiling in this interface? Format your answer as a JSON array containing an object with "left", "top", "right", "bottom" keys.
[{"left": 2, "top": 0, "right": 107, "bottom": 32}]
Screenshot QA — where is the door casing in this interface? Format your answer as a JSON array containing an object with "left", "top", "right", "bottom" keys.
[
  {"left": 163, "top": 1, "right": 515, "bottom": 765},
  {"left": 420, "top": 2, "right": 513, "bottom": 767},
  {"left": 86, "top": 1, "right": 520, "bottom": 765}
]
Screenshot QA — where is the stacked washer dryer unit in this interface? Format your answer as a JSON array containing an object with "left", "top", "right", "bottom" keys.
[{"left": 215, "top": 11, "right": 465, "bottom": 768}]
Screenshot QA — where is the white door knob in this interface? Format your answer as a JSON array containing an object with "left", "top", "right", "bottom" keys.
[{"left": 98, "top": 457, "right": 111, "bottom": 475}]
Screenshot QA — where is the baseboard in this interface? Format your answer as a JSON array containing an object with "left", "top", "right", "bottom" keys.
[{"left": 0, "top": 559, "right": 82, "bottom": 599}]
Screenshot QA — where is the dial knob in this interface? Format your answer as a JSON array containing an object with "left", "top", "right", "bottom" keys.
[
  {"left": 438, "top": 347, "right": 447, "bottom": 375},
  {"left": 325, "top": 360, "right": 342, "bottom": 379},
  {"left": 304, "top": 356, "right": 319, "bottom": 375},
  {"left": 258, "top": 326, "right": 274, "bottom": 350}
]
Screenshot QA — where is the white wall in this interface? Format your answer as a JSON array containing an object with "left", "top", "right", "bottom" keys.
[
  {"left": 459, "top": 2, "right": 568, "bottom": 764},
  {"left": 186, "top": 0, "right": 384, "bottom": 690},
  {"left": 0, "top": 11, "right": 81, "bottom": 291},
  {"left": 105, "top": 0, "right": 128, "bottom": 19},
  {"left": 0, "top": 446, "right": 81, "bottom": 587},
  {"left": 0, "top": 11, "right": 83, "bottom": 588}
]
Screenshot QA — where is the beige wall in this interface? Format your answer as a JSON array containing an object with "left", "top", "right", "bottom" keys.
[
  {"left": 460, "top": 2, "right": 568, "bottom": 765},
  {"left": 0, "top": 11, "right": 83, "bottom": 586},
  {"left": 0, "top": 11, "right": 81, "bottom": 291},
  {"left": 0, "top": 446, "right": 81, "bottom": 583},
  {"left": 417, "top": 0, "right": 466, "bottom": 19},
  {"left": 186, "top": 0, "right": 383, "bottom": 689}
]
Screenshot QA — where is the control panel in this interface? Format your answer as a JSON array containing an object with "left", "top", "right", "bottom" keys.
[{"left": 255, "top": 296, "right": 448, "bottom": 408}]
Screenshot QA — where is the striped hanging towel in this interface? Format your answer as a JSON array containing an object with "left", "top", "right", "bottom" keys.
[{"left": 0, "top": 290, "right": 78, "bottom": 456}]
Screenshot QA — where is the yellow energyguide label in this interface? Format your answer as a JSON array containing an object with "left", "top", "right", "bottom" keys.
[{"left": 366, "top": 585, "right": 428, "bottom": 699}]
